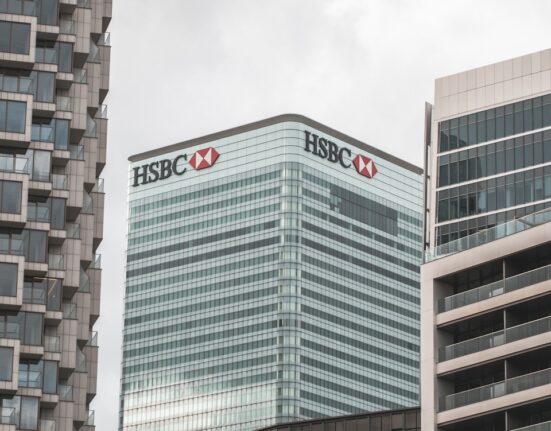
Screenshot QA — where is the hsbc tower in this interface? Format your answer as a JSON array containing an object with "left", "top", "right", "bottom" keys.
[{"left": 119, "top": 114, "right": 424, "bottom": 431}]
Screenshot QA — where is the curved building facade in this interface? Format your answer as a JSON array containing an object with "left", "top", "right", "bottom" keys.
[{"left": 120, "top": 115, "right": 423, "bottom": 430}]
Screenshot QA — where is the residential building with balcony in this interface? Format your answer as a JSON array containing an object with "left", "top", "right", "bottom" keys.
[
  {"left": 421, "top": 49, "right": 551, "bottom": 431},
  {"left": 0, "top": 0, "right": 110, "bottom": 430}
]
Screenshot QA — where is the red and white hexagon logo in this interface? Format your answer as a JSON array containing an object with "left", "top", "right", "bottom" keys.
[
  {"left": 189, "top": 147, "right": 219, "bottom": 170},
  {"left": 353, "top": 154, "right": 377, "bottom": 178}
]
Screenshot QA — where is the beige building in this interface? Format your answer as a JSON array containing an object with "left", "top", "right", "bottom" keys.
[
  {"left": 0, "top": 0, "right": 110, "bottom": 429},
  {"left": 422, "top": 50, "right": 551, "bottom": 430}
]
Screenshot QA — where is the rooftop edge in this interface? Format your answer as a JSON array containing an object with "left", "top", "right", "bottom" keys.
[{"left": 128, "top": 113, "right": 423, "bottom": 175}]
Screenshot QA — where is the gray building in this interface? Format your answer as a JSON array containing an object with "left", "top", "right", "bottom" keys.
[
  {"left": 0, "top": 0, "right": 110, "bottom": 430},
  {"left": 121, "top": 115, "right": 423, "bottom": 431},
  {"left": 421, "top": 49, "right": 551, "bottom": 430}
]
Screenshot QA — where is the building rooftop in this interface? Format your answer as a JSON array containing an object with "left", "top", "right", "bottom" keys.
[{"left": 128, "top": 113, "right": 423, "bottom": 175}]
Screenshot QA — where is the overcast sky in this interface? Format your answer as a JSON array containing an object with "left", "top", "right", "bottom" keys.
[{"left": 93, "top": 1, "right": 551, "bottom": 428}]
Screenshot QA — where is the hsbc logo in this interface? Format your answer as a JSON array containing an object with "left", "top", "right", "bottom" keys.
[
  {"left": 132, "top": 147, "right": 220, "bottom": 187},
  {"left": 304, "top": 131, "right": 377, "bottom": 178}
]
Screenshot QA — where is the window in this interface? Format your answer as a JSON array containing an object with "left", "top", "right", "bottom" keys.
[
  {"left": 37, "top": 0, "right": 58, "bottom": 25},
  {"left": 0, "top": 347, "right": 13, "bottom": 380},
  {"left": 42, "top": 360, "right": 57, "bottom": 393},
  {"left": 22, "top": 230, "right": 47, "bottom": 263},
  {"left": 0, "top": 180, "right": 22, "bottom": 214},
  {"left": 0, "top": 99, "right": 26, "bottom": 133},
  {"left": 0, "top": 262, "right": 17, "bottom": 296},
  {"left": 50, "top": 198, "right": 65, "bottom": 229},
  {"left": 57, "top": 42, "right": 73, "bottom": 73},
  {"left": 23, "top": 278, "right": 61, "bottom": 310},
  {"left": 0, "top": 21, "right": 31, "bottom": 55},
  {"left": 31, "top": 118, "right": 69, "bottom": 149},
  {"left": 29, "top": 71, "right": 55, "bottom": 103}
]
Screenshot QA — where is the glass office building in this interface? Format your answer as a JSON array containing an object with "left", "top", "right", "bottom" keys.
[{"left": 120, "top": 114, "right": 423, "bottom": 431}]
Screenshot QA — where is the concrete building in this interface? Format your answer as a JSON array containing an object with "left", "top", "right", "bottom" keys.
[
  {"left": 421, "top": 49, "right": 551, "bottom": 430},
  {"left": 121, "top": 115, "right": 423, "bottom": 430},
  {"left": 255, "top": 406, "right": 420, "bottom": 431},
  {"left": 0, "top": 0, "right": 110, "bottom": 430}
]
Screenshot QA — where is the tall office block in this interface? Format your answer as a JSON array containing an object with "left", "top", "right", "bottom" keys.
[
  {"left": 121, "top": 115, "right": 423, "bottom": 431},
  {"left": 0, "top": 0, "right": 110, "bottom": 429},
  {"left": 422, "top": 50, "right": 551, "bottom": 430}
]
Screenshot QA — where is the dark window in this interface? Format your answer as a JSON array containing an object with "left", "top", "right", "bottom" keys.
[
  {"left": 57, "top": 42, "right": 73, "bottom": 73},
  {"left": 43, "top": 360, "right": 57, "bottom": 393},
  {"left": 0, "top": 347, "right": 12, "bottom": 380},
  {"left": 0, "top": 99, "right": 26, "bottom": 133},
  {"left": 50, "top": 197, "right": 65, "bottom": 229},
  {"left": 19, "top": 396, "right": 38, "bottom": 429},
  {"left": 0, "top": 21, "right": 30, "bottom": 54},
  {"left": 37, "top": 0, "right": 58, "bottom": 25},
  {"left": 0, "top": 180, "right": 22, "bottom": 214},
  {"left": 0, "top": 262, "right": 17, "bottom": 296},
  {"left": 24, "top": 230, "right": 47, "bottom": 263}
]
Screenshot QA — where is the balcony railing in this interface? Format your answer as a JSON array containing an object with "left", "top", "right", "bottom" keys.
[
  {"left": 439, "top": 264, "right": 551, "bottom": 313},
  {"left": 59, "top": 18, "right": 75, "bottom": 34},
  {"left": 40, "top": 419, "right": 56, "bottom": 431},
  {"left": 76, "top": 0, "right": 90, "bottom": 7},
  {"left": 44, "top": 335, "right": 60, "bottom": 353},
  {"left": 98, "top": 32, "right": 110, "bottom": 46},
  {"left": 56, "top": 96, "right": 72, "bottom": 111},
  {"left": 48, "top": 254, "right": 64, "bottom": 270},
  {"left": 89, "top": 254, "right": 101, "bottom": 269},
  {"left": 440, "top": 315, "right": 551, "bottom": 362},
  {"left": 66, "top": 222, "right": 80, "bottom": 239},
  {"left": 0, "top": 237, "right": 24, "bottom": 256},
  {"left": 85, "top": 410, "right": 95, "bottom": 426},
  {"left": 79, "top": 267, "right": 90, "bottom": 292},
  {"left": 0, "top": 73, "right": 32, "bottom": 94},
  {"left": 93, "top": 178, "right": 104, "bottom": 193},
  {"left": 62, "top": 302, "right": 76, "bottom": 319},
  {"left": 440, "top": 366, "right": 551, "bottom": 411},
  {"left": 86, "top": 331, "right": 98, "bottom": 347},
  {"left": 73, "top": 68, "right": 87, "bottom": 83},
  {"left": 96, "top": 104, "right": 108, "bottom": 119},
  {"left": 0, "top": 407, "right": 16, "bottom": 425},
  {"left": 426, "top": 207, "right": 551, "bottom": 262},
  {"left": 19, "top": 370, "right": 42, "bottom": 388},
  {"left": 0, "top": 0, "right": 36, "bottom": 16},
  {"left": 0, "top": 322, "right": 19, "bottom": 340},
  {"left": 58, "top": 384, "right": 73, "bottom": 401},
  {"left": 513, "top": 421, "right": 551, "bottom": 431},
  {"left": 35, "top": 47, "right": 57, "bottom": 65},
  {"left": 52, "top": 174, "right": 68, "bottom": 191},
  {"left": 69, "top": 144, "right": 85, "bottom": 160}
]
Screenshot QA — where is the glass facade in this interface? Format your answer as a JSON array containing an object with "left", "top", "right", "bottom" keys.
[
  {"left": 121, "top": 119, "right": 423, "bottom": 431},
  {"left": 435, "top": 93, "right": 551, "bottom": 246}
]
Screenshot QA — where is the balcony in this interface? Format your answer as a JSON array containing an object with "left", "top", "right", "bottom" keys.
[
  {"left": 440, "top": 366, "right": 551, "bottom": 411},
  {"left": 40, "top": 419, "right": 56, "bottom": 431},
  {"left": 0, "top": 406, "right": 16, "bottom": 425},
  {"left": 58, "top": 384, "right": 73, "bottom": 401},
  {"left": 48, "top": 254, "right": 64, "bottom": 271},
  {"left": 55, "top": 95, "right": 72, "bottom": 112},
  {"left": 59, "top": 18, "right": 75, "bottom": 35},
  {"left": 0, "top": 73, "right": 32, "bottom": 94},
  {"left": 86, "top": 331, "right": 98, "bottom": 347},
  {"left": 52, "top": 174, "right": 68, "bottom": 191},
  {"left": 426, "top": 207, "right": 551, "bottom": 262},
  {"left": 44, "top": 335, "right": 60, "bottom": 353},
  {"left": 439, "top": 264, "right": 551, "bottom": 313}
]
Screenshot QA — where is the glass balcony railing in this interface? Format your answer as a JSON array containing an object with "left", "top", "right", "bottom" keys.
[
  {"left": 48, "top": 254, "right": 64, "bottom": 271},
  {"left": 426, "top": 207, "right": 551, "bottom": 262},
  {"left": 0, "top": 322, "right": 19, "bottom": 340},
  {"left": 79, "top": 267, "right": 90, "bottom": 292},
  {"left": 440, "top": 315, "right": 551, "bottom": 362},
  {"left": 35, "top": 47, "right": 57, "bottom": 65},
  {"left": 87, "top": 331, "right": 98, "bottom": 347},
  {"left": 56, "top": 96, "right": 72, "bottom": 111},
  {"left": 98, "top": 32, "right": 110, "bottom": 46},
  {"left": 59, "top": 18, "right": 75, "bottom": 34},
  {"left": 513, "top": 421, "right": 551, "bottom": 431},
  {"left": 19, "top": 370, "right": 42, "bottom": 388},
  {"left": 93, "top": 178, "right": 104, "bottom": 193},
  {"left": 58, "top": 384, "right": 73, "bottom": 401},
  {"left": 439, "top": 264, "right": 551, "bottom": 313},
  {"left": 66, "top": 222, "right": 80, "bottom": 239},
  {"left": 69, "top": 144, "right": 85, "bottom": 161},
  {"left": 44, "top": 335, "right": 60, "bottom": 353},
  {"left": 0, "top": 407, "right": 16, "bottom": 425},
  {"left": 0, "top": 154, "right": 28, "bottom": 175},
  {"left": 52, "top": 174, "right": 68, "bottom": 191},
  {"left": 23, "top": 285, "right": 46, "bottom": 305},
  {"left": 0, "top": 237, "right": 24, "bottom": 256},
  {"left": 0, "top": 73, "right": 32, "bottom": 94},
  {"left": 0, "top": 0, "right": 36, "bottom": 16},
  {"left": 77, "top": 0, "right": 90, "bottom": 7},
  {"left": 40, "top": 419, "right": 56, "bottom": 431},
  {"left": 96, "top": 104, "right": 108, "bottom": 119},
  {"left": 440, "top": 366, "right": 551, "bottom": 411},
  {"left": 89, "top": 254, "right": 101, "bottom": 269},
  {"left": 85, "top": 410, "right": 95, "bottom": 426},
  {"left": 73, "top": 68, "right": 87, "bottom": 83},
  {"left": 62, "top": 303, "right": 76, "bottom": 319},
  {"left": 75, "top": 348, "right": 86, "bottom": 372}
]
